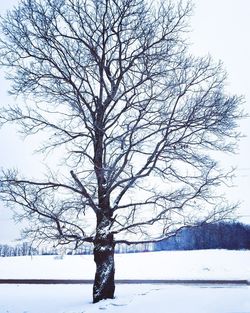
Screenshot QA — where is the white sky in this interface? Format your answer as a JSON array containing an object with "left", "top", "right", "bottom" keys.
[{"left": 0, "top": 0, "right": 250, "bottom": 243}]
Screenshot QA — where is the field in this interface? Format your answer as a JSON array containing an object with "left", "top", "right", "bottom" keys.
[{"left": 0, "top": 250, "right": 249, "bottom": 313}]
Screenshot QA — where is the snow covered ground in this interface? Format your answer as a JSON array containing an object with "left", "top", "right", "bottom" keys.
[
  {"left": 0, "top": 250, "right": 249, "bottom": 313},
  {"left": 0, "top": 249, "right": 249, "bottom": 280},
  {"left": 0, "top": 283, "right": 250, "bottom": 313}
]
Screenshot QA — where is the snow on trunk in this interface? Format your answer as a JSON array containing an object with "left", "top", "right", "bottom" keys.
[{"left": 93, "top": 214, "right": 115, "bottom": 303}]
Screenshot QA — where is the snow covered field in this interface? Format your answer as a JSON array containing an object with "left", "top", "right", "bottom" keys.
[
  {"left": 0, "top": 249, "right": 249, "bottom": 280},
  {"left": 0, "top": 250, "right": 249, "bottom": 313},
  {"left": 0, "top": 284, "right": 250, "bottom": 313}
]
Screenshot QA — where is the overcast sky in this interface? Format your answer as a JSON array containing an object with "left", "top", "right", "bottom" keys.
[{"left": 0, "top": 0, "right": 250, "bottom": 244}]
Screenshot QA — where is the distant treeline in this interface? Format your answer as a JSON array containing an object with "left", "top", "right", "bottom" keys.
[
  {"left": 1, "top": 222, "right": 250, "bottom": 256},
  {"left": 0, "top": 242, "right": 39, "bottom": 257},
  {"left": 155, "top": 222, "right": 250, "bottom": 251}
]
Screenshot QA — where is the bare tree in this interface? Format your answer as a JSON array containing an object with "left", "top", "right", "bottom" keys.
[{"left": 0, "top": 0, "right": 242, "bottom": 303}]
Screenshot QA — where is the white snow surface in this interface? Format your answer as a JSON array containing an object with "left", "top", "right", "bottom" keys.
[
  {"left": 1, "top": 284, "right": 250, "bottom": 313},
  {"left": 0, "top": 249, "right": 249, "bottom": 280},
  {"left": 0, "top": 250, "right": 250, "bottom": 313}
]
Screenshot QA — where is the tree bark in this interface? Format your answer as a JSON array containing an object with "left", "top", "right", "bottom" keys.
[{"left": 93, "top": 214, "right": 115, "bottom": 303}]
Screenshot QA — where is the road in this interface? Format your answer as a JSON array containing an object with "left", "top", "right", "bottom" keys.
[{"left": 0, "top": 278, "right": 248, "bottom": 285}]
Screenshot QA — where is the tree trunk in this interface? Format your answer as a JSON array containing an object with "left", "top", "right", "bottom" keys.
[{"left": 93, "top": 215, "right": 115, "bottom": 303}]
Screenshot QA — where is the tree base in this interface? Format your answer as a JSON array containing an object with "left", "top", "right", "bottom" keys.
[{"left": 93, "top": 237, "right": 115, "bottom": 303}]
